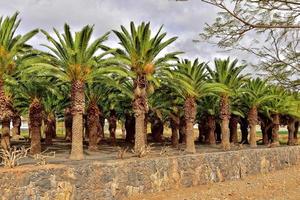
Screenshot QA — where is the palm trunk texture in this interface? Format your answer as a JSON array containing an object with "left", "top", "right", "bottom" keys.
[
  {"left": 70, "top": 80, "right": 85, "bottom": 160},
  {"left": 29, "top": 98, "right": 42, "bottom": 155},
  {"left": 87, "top": 101, "right": 100, "bottom": 151},
  {"left": 133, "top": 74, "right": 148, "bottom": 152},
  {"left": 44, "top": 114, "right": 56, "bottom": 145},
  {"left": 248, "top": 107, "right": 258, "bottom": 147},
  {"left": 271, "top": 113, "right": 280, "bottom": 146},
  {"left": 220, "top": 94, "right": 230, "bottom": 150},
  {"left": 184, "top": 97, "right": 196, "bottom": 153}
]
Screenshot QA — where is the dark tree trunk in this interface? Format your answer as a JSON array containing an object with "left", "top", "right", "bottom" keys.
[
  {"left": 83, "top": 114, "right": 88, "bottom": 140},
  {"left": 133, "top": 74, "right": 148, "bottom": 152},
  {"left": 87, "top": 101, "right": 100, "bottom": 151},
  {"left": 179, "top": 116, "right": 186, "bottom": 143},
  {"left": 125, "top": 113, "right": 135, "bottom": 143},
  {"left": 215, "top": 121, "right": 221, "bottom": 143},
  {"left": 0, "top": 78, "right": 13, "bottom": 121},
  {"left": 229, "top": 115, "right": 239, "bottom": 144},
  {"left": 240, "top": 117, "right": 249, "bottom": 144},
  {"left": 220, "top": 94, "right": 230, "bottom": 150},
  {"left": 70, "top": 80, "right": 85, "bottom": 160},
  {"left": 1, "top": 116, "right": 10, "bottom": 150},
  {"left": 29, "top": 98, "right": 43, "bottom": 155},
  {"left": 52, "top": 119, "right": 57, "bottom": 138},
  {"left": 44, "top": 114, "right": 56, "bottom": 145},
  {"left": 12, "top": 114, "right": 21, "bottom": 137},
  {"left": 98, "top": 106, "right": 105, "bottom": 140},
  {"left": 260, "top": 115, "right": 273, "bottom": 145},
  {"left": 271, "top": 113, "right": 280, "bottom": 146},
  {"left": 108, "top": 109, "right": 117, "bottom": 145},
  {"left": 0, "top": 90, "right": 13, "bottom": 149},
  {"left": 150, "top": 115, "right": 164, "bottom": 142},
  {"left": 294, "top": 121, "right": 299, "bottom": 144},
  {"left": 207, "top": 115, "right": 216, "bottom": 145},
  {"left": 170, "top": 113, "right": 179, "bottom": 147},
  {"left": 248, "top": 107, "right": 258, "bottom": 147},
  {"left": 64, "top": 107, "right": 72, "bottom": 142},
  {"left": 287, "top": 117, "right": 296, "bottom": 145},
  {"left": 144, "top": 113, "right": 148, "bottom": 144},
  {"left": 184, "top": 97, "right": 196, "bottom": 153}
]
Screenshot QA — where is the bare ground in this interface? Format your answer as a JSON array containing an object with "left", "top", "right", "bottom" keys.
[
  {"left": 128, "top": 164, "right": 300, "bottom": 200},
  {"left": 8, "top": 137, "right": 289, "bottom": 165}
]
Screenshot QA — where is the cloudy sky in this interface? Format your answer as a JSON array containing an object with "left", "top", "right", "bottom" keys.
[{"left": 0, "top": 0, "right": 253, "bottom": 70}]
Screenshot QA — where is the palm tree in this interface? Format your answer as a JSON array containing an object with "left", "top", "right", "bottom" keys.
[
  {"left": 85, "top": 79, "right": 117, "bottom": 150},
  {"left": 42, "top": 86, "right": 68, "bottom": 145},
  {"left": 241, "top": 78, "right": 275, "bottom": 147},
  {"left": 10, "top": 77, "right": 50, "bottom": 154},
  {"left": 113, "top": 22, "right": 180, "bottom": 152},
  {"left": 171, "top": 59, "right": 227, "bottom": 153},
  {"left": 0, "top": 12, "right": 38, "bottom": 148},
  {"left": 31, "top": 24, "right": 121, "bottom": 160},
  {"left": 261, "top": 87, "right": 300, "bottom": 146},
  {"left": 207, "top": 58, "right": 246, "bottom": 150}
]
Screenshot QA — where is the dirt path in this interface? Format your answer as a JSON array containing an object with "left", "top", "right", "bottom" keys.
[{"left": 128, "top": 164, "right": 300, "bottom": 200}]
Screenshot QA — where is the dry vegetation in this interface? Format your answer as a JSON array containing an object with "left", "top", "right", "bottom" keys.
[{"left": 0, "top": 146, "right": 30, "bottom": 168}]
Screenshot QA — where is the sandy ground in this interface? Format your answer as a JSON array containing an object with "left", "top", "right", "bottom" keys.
[{"left": 128, "top": 164, "right": 300, "bottom": 200}]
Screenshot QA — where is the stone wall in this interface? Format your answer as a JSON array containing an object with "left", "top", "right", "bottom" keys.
[{"left": 1, "top": 146, "right": 300, "bottom": 200}]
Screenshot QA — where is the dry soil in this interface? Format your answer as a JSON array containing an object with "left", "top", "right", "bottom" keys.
[{"left": 128, "top": 164, "right": 300, "bottom": 200}]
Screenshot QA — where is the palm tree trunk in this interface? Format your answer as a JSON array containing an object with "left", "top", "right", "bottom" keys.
[
  {"left": 44, "top": 114, "right": 56, "bottom": 145},
  {"left": 207, "top": 115, "right": 216, "bottom": 145},
  {"left": 248, "top": 107, "right": 258, "bottom": 147},
  {"left": 0, "top": 81, "right": 13, "bottom": 149},
  {"left": 0, "top": 79, "right": 5, "bottom": 120},
  {"left": 271, "top": 113, "right": 280, "bottom": 146},
  {"left": 260, "top": 115, "right": 272, "bottom": 145},
  {"left": 87, "top": 101, "right": 100, "bottom": 151},
  {"left": 1, "top": 116, "right": 10, "bottom": 150},
  {"left": 150, "top": 115, "right": 164, "bottom": 142},
  {"left": 125, "top": 113, "right": 135, "bottom": 143},
  {"left": 179, "top": 116, "right": 186, "bottom": 143},
  {"left": 133, "top": 74, "right": 148, "bottom": 152},
  {"left": 70, "top": 80, "right": 85, "bottom": 160},
  {"left": 287, "top": 117, "right": 296, "bottom": 145},
  {"left": 184, "top": 97, "right": 196, "bottom": 153},
  {"left": 229, "top": 115, "right": 239, "bottom": 144},
  {"left": 108, "top": 109, "right": 117, "bottom": 145},
  {"left": 220, "top": 94, "right": 230, "bottom": 150},
  {"left": 170, "top": 113, "right": 179, "bottom": 147},
  {"left": 64, "top": 107, "right": 72, "bottom": 141},
  {"left": 239, "top": 117, "right": 249, "bottom": 144},
  {"left": 12, "top": 114, "right": 21, "bottom": 137},
  {"left": 29, "top": 98, "right": 42, "bottom": 155},
  {"left": 99, "top": 106, "right": 105, "bottom": 140},
  {"left": 215, "top": 121, "right": 221, "bottom": 143},
  {"left": 0, "top": 78, "right": 13, "bottom": 120},
  {"left": 294, "top": 121, "right": 299, "bottom": 144}
]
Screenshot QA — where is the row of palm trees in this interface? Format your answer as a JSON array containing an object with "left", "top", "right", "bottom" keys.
[{"left": 0, "top": 13, "right": 299, "bottom": 160}]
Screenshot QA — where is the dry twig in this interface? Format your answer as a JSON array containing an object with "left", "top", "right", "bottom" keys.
[
  {"left": 131, "top": 144, "right": 153, "bottom": 158},
  {"left": 116, "top": 146, "right": 129, "bottom": 159},
  {"left": 0, "top": 146, "right": 30, "bottom": 168}
]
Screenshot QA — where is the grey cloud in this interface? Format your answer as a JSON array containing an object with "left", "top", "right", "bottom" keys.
[{"left": 0, "top": 0, "right": 254, "bottom": 69}]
